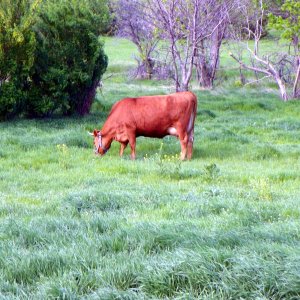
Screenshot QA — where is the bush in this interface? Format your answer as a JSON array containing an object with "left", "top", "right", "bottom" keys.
[
  {"left": 0, "top": 0, "right": 109, "bottom": 119},
  {"left": 26, "top": 0, "right": 109, "bottom": 117}
]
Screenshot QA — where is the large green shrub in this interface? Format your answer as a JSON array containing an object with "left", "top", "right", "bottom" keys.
[
  {"left": 0, "top": 0, "right": 109, "bottom": 119},
  {"left": 27, "top": 0, "right": 109, "bottom": 117}
]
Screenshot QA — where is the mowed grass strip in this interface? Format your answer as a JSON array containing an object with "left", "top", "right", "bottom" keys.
[{"left": 0, "top": 38, "right": 300, "bottom": 299}]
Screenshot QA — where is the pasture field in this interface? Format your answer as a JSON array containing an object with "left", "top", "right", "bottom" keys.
[{"left": 0, "top": 38, "right": 300, "bottom": 299}]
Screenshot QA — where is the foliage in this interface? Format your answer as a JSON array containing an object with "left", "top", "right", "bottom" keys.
[
  {"left": 26, "top": 0, "right": 109, "bottom": 117},
  {"left": 268, "top": 0, "right": 300, "bottom": 42},
  {"left": 0, "top": 0, "right": 41, "bottom": 120}
]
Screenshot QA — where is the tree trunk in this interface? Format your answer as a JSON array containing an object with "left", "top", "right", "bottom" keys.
[
  {"left": 292, "top": 59, "right": 300, "bottom": 99},
  {"left": 209, "top": 26, "right": 224, "bottom": 83},
  {"left": 177, "top": 73, "right": 190, "bottom": 92},
  {"left": 275, "top": 75, "right": 288, "bottom": 102},
  {"left": 195, "top": 27, "right": 224, "bottom": 89},
  {"left": 239, "top": 66, "right": 246, "bottom": 85},
  {"left": 76, "top": 77, "right": 99, "bottom": 115},
  {"left": 292, "top": 36, "right": 300, "bottom": 99},
  {"left": 196, "top": 63, "right": 213, "bottom": 89},
  {"left": 180, "top": 81, "right": 189, "bottom": 92},
  {"left": 144, "top": 57, "right": 154, "bottom": 80}
]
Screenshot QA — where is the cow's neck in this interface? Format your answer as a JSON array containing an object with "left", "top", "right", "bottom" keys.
[
  {"left": 101, "top": 124, "right": 115, "bottom": 150},
  {"left": 100, "top": 133, "right": 112, "bottom": 150},
  {"left": 103, "top": 108, "right": 131, "bottom": 146}
]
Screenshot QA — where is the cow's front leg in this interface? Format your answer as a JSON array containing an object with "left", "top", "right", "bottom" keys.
[
  {"left": 119, "top": 142, "right": 128, "bottom": 157},
  {"left": 128, "top": 135, "right": 136, "bottom": 160}
]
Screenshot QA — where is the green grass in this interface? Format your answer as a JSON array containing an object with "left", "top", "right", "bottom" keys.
[{"left": 0, "top": 37, "right": 300, "bottom": 299}]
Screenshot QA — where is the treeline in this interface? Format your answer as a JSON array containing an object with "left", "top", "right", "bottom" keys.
[
  {"left": 112, "top": 0, "right": 299, "bottom": 101},
  {"left": 1, "top": 0, "right": 299, "bottom": 120},
  {"left": 0, "top": 0, "right": 110, "bottom": 120}
]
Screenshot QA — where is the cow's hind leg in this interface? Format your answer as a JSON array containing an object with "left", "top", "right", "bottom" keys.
[
  {"left": 175, "top": 124, "right": 189, "bottom": 160},
  {"left": 179, "top": 132, "right": 188, "bottom": 160}
]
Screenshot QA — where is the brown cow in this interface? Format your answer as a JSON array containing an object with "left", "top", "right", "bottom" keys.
[{"left": 91, "top": 91, "right": 197, "bottom": 160}]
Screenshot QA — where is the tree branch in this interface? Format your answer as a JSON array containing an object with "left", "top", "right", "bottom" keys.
[{"left": 229, "top": 52, "right": 270, "bottom": 76}]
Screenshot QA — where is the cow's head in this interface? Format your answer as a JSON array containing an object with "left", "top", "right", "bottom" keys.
[{"left": 91, "top": 130, "right": 110, "bottom": 155}]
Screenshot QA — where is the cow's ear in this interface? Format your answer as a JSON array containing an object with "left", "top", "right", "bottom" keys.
[{"left": 93, "top": 130, "right": 98, "bottom": 137}]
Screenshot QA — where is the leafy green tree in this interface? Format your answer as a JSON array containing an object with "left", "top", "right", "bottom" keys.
[
  {"left": 27, "top": 0, "right": 109, "bottom": 117},
  {"left": 0, "top": 0, "right": 41, "bottom": 119}
]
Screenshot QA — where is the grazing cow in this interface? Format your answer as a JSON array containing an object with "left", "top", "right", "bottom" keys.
[{"left": 91, "top": 91, "right": 197, "bottom": 160}]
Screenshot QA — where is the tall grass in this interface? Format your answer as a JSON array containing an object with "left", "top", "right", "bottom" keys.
[{"left": 0, "top": 38, "right": 299, "bottom": 299}]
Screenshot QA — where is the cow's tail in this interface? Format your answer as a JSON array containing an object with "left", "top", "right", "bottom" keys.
[{"left": 187, "top": 92, "right": 197, "bottom": 137}]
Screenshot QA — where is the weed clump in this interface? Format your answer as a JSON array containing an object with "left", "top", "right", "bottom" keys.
[
  {"left": 156, "top": 153, "right": 182, "bottom": 180},
  {"left": 203, "top": 163, "right": 220, "bottom": 182}
]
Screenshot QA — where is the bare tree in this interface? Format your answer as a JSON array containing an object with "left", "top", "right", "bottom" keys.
[
  {"left": 268, "top": 0, "right": 300, "bottom": 99},
  {"left": 145, "top": 0, "right": 231, "bottom": 91},
  {"left": 145, "top": 0, "right": 198, "bottom": 91},
  {"left": 113, "top": 0, "right": 158, "bottom": 79},
  {"left": 194, "top": 1, "right": 232, "bottom": 89},
  {"left": 229, "top": 0, "right": 289, "bottom": 101}
]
